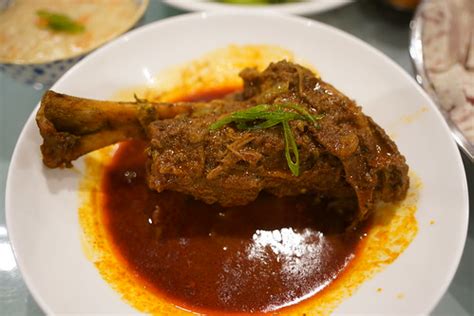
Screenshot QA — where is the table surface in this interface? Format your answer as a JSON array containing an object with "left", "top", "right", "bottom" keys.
[{"left": 1, "top": 1, "right": 472, "bottom": 315}]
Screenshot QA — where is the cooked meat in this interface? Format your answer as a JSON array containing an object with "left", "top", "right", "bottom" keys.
[{"left": 37, "top": 61, "right": 409, "bottom": 225}]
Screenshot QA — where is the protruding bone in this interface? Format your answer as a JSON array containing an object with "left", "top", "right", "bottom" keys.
[{"left": 36, "top": 91, "right": 206, "bottom": 168}]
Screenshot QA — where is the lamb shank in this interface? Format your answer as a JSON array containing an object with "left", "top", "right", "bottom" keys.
[{"left": 37, "top": 61, "right": 409, "bottom": 226}]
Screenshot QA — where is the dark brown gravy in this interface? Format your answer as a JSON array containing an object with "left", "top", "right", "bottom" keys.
[{"left": 101, "top": 89, "right": 367, "bottom": 314}]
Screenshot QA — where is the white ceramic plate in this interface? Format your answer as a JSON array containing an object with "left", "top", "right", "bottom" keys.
[
  {"left": 164, "top": 0, "right": 351, "bottom": 15},
  {"left": 6, "top": 12, "right": 468, "bottom": 315}
]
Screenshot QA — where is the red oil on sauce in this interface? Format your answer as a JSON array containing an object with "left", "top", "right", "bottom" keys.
[{"left": 100, "top": 88, "right": 367, "bottom": 314}]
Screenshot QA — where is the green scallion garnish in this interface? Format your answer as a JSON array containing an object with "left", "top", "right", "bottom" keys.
[
  {"left": 209, "top": 103, "right": 323, "bottom": 176},
  {"left": 37, "top": 10, "right": 85, "bottom": 34}
]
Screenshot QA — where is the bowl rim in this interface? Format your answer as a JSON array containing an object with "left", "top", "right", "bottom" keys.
[{"left": 0, "top": 0, "right": 149, "bottom": 65}]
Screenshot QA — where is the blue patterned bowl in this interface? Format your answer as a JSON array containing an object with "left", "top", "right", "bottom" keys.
[
  {"left": 0, "top": 57, "right": 83, "bottom": 89},
  {"left": 0, "top": 0, "right": 148, "bottom": 88}
]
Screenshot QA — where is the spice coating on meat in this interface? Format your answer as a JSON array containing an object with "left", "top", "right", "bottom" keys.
[
  {"left": 146, "top": 61, "right": 409, "bottom": 223},
  {"left": 37, "top": 61, "right": 409, "bottom": 225}
]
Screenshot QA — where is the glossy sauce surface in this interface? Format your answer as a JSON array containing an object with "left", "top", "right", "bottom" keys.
[{"left": 101, "top": 90, "right": 366, "bottom": 313}]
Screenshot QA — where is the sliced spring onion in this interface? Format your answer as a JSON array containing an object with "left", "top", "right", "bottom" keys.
[
  {"left": 37, "top": 10, "right": 85, "bottom": 34},
  {"left": 209, "top": 103, "right": 323, "bottom": 176}
]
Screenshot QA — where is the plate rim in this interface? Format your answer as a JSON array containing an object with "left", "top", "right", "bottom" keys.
[
  {"left": 5, "top": 11, "right": 469, "bottom": 315},
  {"left": 163, "top": 0, "right": 352, "bottom": 15}
]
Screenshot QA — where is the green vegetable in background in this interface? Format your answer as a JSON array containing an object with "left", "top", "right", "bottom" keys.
[
  {"left": 210, "top": 103, "right": 323, "bottom": 176},
  {"left": 37, "top": 10, "right": 85, "bottom": 34}
]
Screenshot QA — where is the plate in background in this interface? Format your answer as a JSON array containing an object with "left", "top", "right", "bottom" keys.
[{"left": 164, "top": 0, "right": 351, "bottom": 15}]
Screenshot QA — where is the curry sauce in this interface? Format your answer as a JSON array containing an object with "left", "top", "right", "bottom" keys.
[
  {"left": 102, "top": 139, "right": 366, "bottom": 313},
  {"left": 96, "top": 88, "right": 366, "bottom": 313}
]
